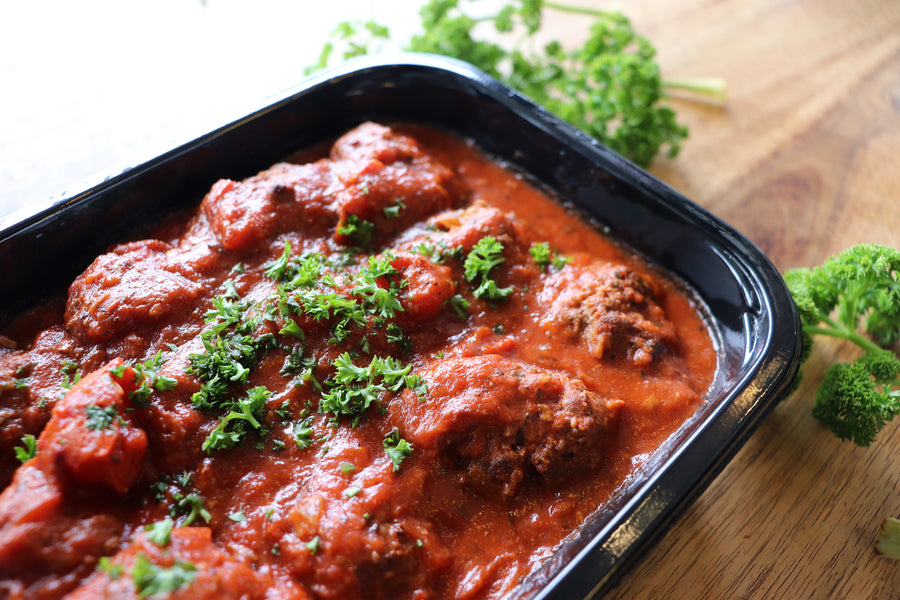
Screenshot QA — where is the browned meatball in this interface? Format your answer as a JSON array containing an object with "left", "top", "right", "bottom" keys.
[
  {"left": 391, "top": 355, "right": 623, "bottom": 500},
  {"left": 538, "top": 261, "right": 677, "bottom": 367},
  {"left": 65, "top": 240, "right": 206, "bottom": 347},
  {"left": 65, "top": 527, "right": 307, "bottom": 600}
]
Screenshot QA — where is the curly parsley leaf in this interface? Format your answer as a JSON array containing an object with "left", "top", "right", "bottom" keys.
[
  {"left": 320, "top": 353, "right": 414, "bottom": 425},
  {"left": 202, "top": 386, "right": 272, "bottom": 453},
  {"left": 60, "top": 360, "right": 82, "bottom": 390},
  {"left": 130, "top": 352, "right": 178, "bottom": 404},
  {"left": 785, "top": 244, "right": 900, "bottom": 446},
  {"left": 383, "top": 428, "right": 413, "bottom": 471},
  {"left": 144, "top": 517, "right": 175, "bottom": 547},
  {"left": 14, "top": 433, "right": 37, "bottom": 463},
  {"left": 186, "top": 289, "right": 275, "bottom": 411},
  {"left": 306, "top": 0, "right": 718, "bottom": 167},
  {"left": 131, "top": 553, "right": 197, "bottom": 598},
  {"left": 529, "top": 241, "right": 571, "bottom": 271},
  {"left": 337, "top": 214, "right": 376, "bottom": 249},
  {"left": 152, "top": 472, "right": 212, "bottom": 527},
  {"left": 464, "top": 236, "right": 513, "bottom": 300}
]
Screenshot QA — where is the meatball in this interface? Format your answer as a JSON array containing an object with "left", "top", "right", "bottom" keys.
[
  {"left": 65, "top": 527, "right": 305, "bottom": 600},
  {"left": 330, "top": 122, "right": 465, "bottom": 248},
  {"left": 201, "top": 160, "right": 342, "bottom": 252},
  {"left": 391, "top": 355, "right": 623, "bottom": 499},
  {"left": 538, "top": 262, "right": 677, "bottom": 366},
  {"left": 65, "top": 240, "right": 205, "bottom": 347}
]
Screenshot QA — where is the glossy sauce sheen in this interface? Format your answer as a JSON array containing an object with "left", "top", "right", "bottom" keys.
[{"left": 0, "top": 123, "right": 717, "bottom": 600}]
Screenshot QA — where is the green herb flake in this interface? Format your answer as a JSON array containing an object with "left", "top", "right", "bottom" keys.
[
  {"left": 294, "top": 417, "right": 315, "bottom": 450},
  {"left": 202, "top": 386, "right": 272, "bottom": 453},
  {"left": 464, "top": 236, "right": 513, "bottom": 300},
  {"left": 84, "top": 404, "right": 119, "bottom": 431},
  {"left": 337, "top": 214, "right": 376, "bottom": 249},
  {"left": 445, "top": 294, "right": 470, "bottom": 319},
  {"left": 228, "top": 509, "right": 247, "bottom": 522},
  {"left": 60, "top": 361, "right": 82, "bottom": 390},
  {"left": 383, "top": 198, "right": 406, "bottom": 219},
  {"left": 305, "top": 536, "right": 321, "bottom": 555},
  {"left": 98, "top": 556, "right": 124, "bottom": 580},
  {"left": 13, "top": 433, "right": 37, "bottom": 463},
  {"left": 131, "top": 553, "right": 197, "bottom": 598},
  {"left": 383, "top": 429, "right": 413, "bottom": 472},
  {"left": 144, "top": 517, "right": 175, "bottom": 547}
]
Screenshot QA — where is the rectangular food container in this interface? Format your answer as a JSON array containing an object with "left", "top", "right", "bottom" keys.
[{"left": 0, "top": 54, "right": 802, "bottom": 598}]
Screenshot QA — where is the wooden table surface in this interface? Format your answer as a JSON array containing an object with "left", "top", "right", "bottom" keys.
[
  {"left": 2, "top": 0, "right": 899, "bottom": 598},
  {"left": 593, "top": 1, "right": 900, "bottom": 598}
]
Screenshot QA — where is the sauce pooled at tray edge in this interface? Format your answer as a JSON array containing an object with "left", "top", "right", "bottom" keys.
[{"left": 0, "top": 122, "right": 717, "bottom": 600}]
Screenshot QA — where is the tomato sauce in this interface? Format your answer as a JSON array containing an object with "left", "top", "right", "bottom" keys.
[{"left": 0, "top": 123, "right": 717, "bottom": 600}]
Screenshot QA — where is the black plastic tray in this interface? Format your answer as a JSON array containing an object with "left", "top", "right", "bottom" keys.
[{"left": 0, "top": 54, "right": 802, "bottom": 599}]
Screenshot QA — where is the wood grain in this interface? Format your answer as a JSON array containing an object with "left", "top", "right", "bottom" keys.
[{"left": 556, "top": 0, "right": 900, "bottom": 597}]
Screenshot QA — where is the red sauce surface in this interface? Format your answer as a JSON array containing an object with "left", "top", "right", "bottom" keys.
[{"left": 0, "top": 123, "right": 717, "bottom": 600}]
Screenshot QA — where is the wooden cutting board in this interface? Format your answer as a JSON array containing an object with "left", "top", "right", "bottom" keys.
[{"left": 541, "top": 0, "right": 900, "bottom": 597}]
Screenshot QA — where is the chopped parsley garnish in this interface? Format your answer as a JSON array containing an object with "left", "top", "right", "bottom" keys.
[
  {"left": 265, "top": 241, "right": 294, "bottom": 280},
  {"left": 84, "top": 403, "right": 120, "bottom": 431},
  {"left": 132, "top": 553, "right": 197, "bottom": 598},
  {"left": 343, "top": 485, "right": 362, "bottom": 498},
  {"left": 186, "top": 290, "right": 275, "bottom": 411},
  {"left": 352, "top": 254, "right": 406, "bottom": 320},
  {"left": 412, "top": 241, "right": 442, "bottom": 262},
  {"left": 464, "top": 236, "right": 514, "bottom": 300},
  {"left": 305, "top": 536, "right": 321, "bottom": 555},
  {"left": 404, "top": 374, "right": 428, "bottom": 398},
  {"left": 275, "top": 400, "right": 293, "bottom": 425},
  {"left": 98, "top": 556, "right": 124, "bottom": 580},
  {"left": 144, "top": 517, "right": 174, "bottom": 547},
  {"left": 228, "top": 509, "right": 247, "bottom": 522},
  {"left": 152, "top": 472, "right": 212, "bottom": 527},
  {"left": 202, "top": 386, "right": 272, "bottom": 453},
  {"left": 13, "top": 434, "right": 37, "bottom": 463},
  {"left": 445, "top": 293, "right": 470, "bottom": 319},
  {"left": 293, "top": 417, "right": 315, "bottom": 449},
  {"left": 383, "top": 429, "right": 413, "bottom": 472},
  {"left": 337, "top": 214, "right": 376, "bottom": 249},
  {"left": 266, "top": 246, "right": 410, "bottom": 353},
  {"left": 60, "top": 361, "right": 82, "bottom": 390},
  {"left": 529, "top": 241, "right": 572, "bottom": 271},
  {"left": 340, "top": 461, "right": 356, "bottom": 474},
  {"left": 383, "top": 198, "right": 406, "bottom": 219},
  {"left": 320, "top": 353, "right": 411, "bottom": 425},
  {"left": 129, "top": 352, "right": 179, "bottom": 404}
]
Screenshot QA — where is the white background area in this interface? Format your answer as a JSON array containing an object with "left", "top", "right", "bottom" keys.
[{"left": 0, "top": 0, "right": 432, "bottom": 221}]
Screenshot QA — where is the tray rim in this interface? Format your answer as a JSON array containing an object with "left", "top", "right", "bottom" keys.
[{"left": 0, "top": 52, "right": 803, "bottom": 600}]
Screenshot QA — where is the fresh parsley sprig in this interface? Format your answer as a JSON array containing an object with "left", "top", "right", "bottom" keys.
[
  {"left": 785, "top": 244, "right": 900, "bottom": 446},
  {"left": 307, "top": 0, "right": 725, "bottom": 166}
]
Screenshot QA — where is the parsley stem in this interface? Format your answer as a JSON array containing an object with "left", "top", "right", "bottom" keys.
[
  {"left": 805, "top": 313, "right": 884, "bottom": 355},
  {"left": 543, "top": 1, "right": 608, "bottom": 18},
  {"left": 662, "top": 77, "right": 728, "bottom": 105}
]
